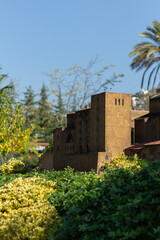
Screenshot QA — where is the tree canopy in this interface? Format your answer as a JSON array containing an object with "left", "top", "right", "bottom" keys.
[{"left": 130, "top": 21, "right": 160, "bottom": 89}]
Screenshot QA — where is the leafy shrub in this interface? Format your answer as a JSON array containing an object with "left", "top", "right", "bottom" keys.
[
  {"left": 0, "top": 158, "right": 25, "bottom": 174},
  {"left": 105, "top": 154, "right": 149, "bottom": 172},
  {"left": 19, "top": 152, "right": 39, "bottom": 168},
  {"left": 54, "top": 160, "right": 160, "bottom": 240},
  {"left": 47, "top": 167, "right": 100, "bottom": 216},
  {"left": 0, "top": 177, "right": 61, "bottom": 240}
]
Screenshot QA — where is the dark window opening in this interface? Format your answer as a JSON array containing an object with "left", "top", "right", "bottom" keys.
[
  {"left": 115, "top": 99, "right": 117, "bottom": 105},
  {"left": 79, "top": 145, "right": 82, "bottom": 154},
  {"left": 122, "top": 99, "right": 124, "bottom": 105},
  {"left": 118, "top": 99, "right": 121, "bottom": 105},
  {"left": 86, "top": 145, "right": 89, "bottom": 153},
  {"left": 66, "top": 134, "right": 74, "bottom": 143}
]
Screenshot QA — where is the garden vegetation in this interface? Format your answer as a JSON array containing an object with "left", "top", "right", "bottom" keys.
[{"left": 0, "top": 155, "right": 160, "bottom": 239}]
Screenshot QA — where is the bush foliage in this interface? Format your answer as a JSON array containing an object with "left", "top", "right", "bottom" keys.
[
  {"left": 0, "top": 155, "right": 160, "bottom": 240},
  {"left": 0, "top": 158, "right": 25, "bottom": 174},
  {"left": 0, "top": 177, "right": 61, "bottom": 240},
  {"left": 54, "top": 159, "right": 160, "bottom": 240}
]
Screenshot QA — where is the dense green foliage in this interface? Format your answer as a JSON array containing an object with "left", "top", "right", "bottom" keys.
[
  {"left": 0, "top": 156, "right": 160, "bottom": 239},
  {"left": 36, "top": 83, "right": 55, "bottom": 143},
  {"left": 54, "top": 160, "right": 160, "bottom": 240},
  {"left": 0, "top": 158, "right": 25, "bottom": 174},
  {"left": 47, "top": 167, "right": 99, "bottom": 215}
]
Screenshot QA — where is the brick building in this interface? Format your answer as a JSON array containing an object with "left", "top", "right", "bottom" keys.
[
  {"left": 38, "top": 92, "right": 148, "bottom": 171},
  {"left": 51, "top": 92, "right": 132, "bottom": 171},
  {"left": 125, "top": 94, "right": 160, "bottom": 160}
]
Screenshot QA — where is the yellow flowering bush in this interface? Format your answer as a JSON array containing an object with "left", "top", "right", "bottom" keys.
[
  {"left": 0, "top": 158, "right": 25, "bottom": 174},
  {"left": 0, "top": 177, "right": 61, "bottom": 240},
  {"left": 106, "top": 154, "right": 147, "bottom": 172},
  {"left": 0, "top": 103, "right": 34, "bottom": 156}
]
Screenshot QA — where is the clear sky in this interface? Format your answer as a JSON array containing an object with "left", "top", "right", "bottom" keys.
[{"left": 1, "top": 0, "right": 160, "bottom": 99}]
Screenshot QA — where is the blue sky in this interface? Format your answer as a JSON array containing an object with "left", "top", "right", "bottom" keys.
[{"left": 1, "top": 0, "right": 160, "bottom": 100}]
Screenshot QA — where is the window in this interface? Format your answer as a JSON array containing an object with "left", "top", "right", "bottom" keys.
[
  {"left": 115, "top": 99, "right": 117, "bottom": 105},
  {"left": 122, "top": 99, "right": 124, "bottom": 105},
  {"left": 79, "top": 145, "right": 82, "bottom": 154},
  {"left": 86, "top": 145, "right": 89, "bottom": 153},
  {"left": 66, "top": 134, "right": 74, "bottom": 143},
  {"left": 118, "top": 99, "right": 121, "bottom": 105},
  {"left": 105, "top": 155, "right": 108, "bottom": 160}
]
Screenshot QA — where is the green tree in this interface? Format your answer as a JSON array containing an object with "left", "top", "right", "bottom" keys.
[
  {"left": 37, "top": 83, "right": 55, "bottom": 143},
  {"left": 22, "top": 85, "right": 37, "bottom": 130},
  {"left": 54, "top": 86, "right": 66, "bottom": 128},
  {"left": 130, "top": 21, "right": 160, "bottom": 89}
]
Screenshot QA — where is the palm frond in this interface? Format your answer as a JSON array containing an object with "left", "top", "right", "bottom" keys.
[
  {"left": 147, "top": 66, "right": 157, "bottom": 89},
  {"left": 152, "top": 64, "right": 160, "bottom": 88},
  {"left": 141, "top": 68, "right": 149, "bottom": 88},
  {"left": 130, "top": 20, "right": 160, "bottom": 89}
]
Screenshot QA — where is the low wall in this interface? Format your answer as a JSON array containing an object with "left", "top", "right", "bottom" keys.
[
  {"left": 38, "top": 151, "right": 53, "bottom": 170},
  {"left": 38, "top": 151, "right": 112, "bottom": 172}
]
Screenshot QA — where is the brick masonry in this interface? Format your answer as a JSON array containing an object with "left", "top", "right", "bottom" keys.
[
  {"left": 38, "top": 92, "right": 148, "bottom": 171},
  {"left": 125, "top": 94, "right": 160, "bottom": 160}
]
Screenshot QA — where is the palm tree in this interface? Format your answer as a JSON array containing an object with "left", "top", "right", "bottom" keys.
[
  {"left": 0, "top": 73, "right": 14, "bottom": 104},
  {"left": 0, "top": 74, "right": 13, "bottom": 94},
  {"left": 129, "top": 21, "right": 160, "bottom": 89}
]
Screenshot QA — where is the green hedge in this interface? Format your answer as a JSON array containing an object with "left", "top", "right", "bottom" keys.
[{"left": 54, "top": 160, "right": 160, "bottom": 240}]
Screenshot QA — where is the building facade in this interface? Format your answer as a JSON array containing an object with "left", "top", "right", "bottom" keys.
[
  {"left": 51, "top": 92, "right": 132, "bottom": 171},
  {"left": 38, "top": 92, "right": 149, "bottom": 171},
  {"left": 125, "top": 94, "right": 160, "bottom": 160}
]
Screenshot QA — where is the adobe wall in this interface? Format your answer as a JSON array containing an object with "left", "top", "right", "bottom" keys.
[
  {"left": 131, "top": 110, "right": 149, "bottom": 128},
  {"left": 90, "top": 93, "right": 105, "bottom": 152},
  {"left": 150, "top": 98, "right": 160, "bottom": 113},
  {"left": 135, "top": 116, "right": 160, "bottom": 144},
  {"left": 38, "top": 151, "right": 54, "bottom": 170},
  {"left": 141, "top": 145, "right": 160, "bottom": 160},
  {"left": 125, "top": 144, "right": 160, "bottom": 161},
  {"left": 105, "top": 93, "right": 131, "bottom": 158}
]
